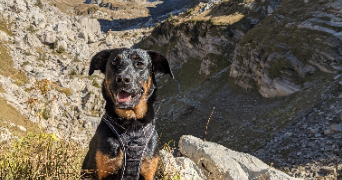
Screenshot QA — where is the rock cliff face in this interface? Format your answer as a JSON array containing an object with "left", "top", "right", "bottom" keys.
[{"left": 230, "top": 0, "right": 342, "bottom": 98}]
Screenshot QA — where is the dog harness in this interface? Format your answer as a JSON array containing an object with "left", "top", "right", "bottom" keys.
[{"left": 102, "top": 113, "right": 155, "bottom": 180}]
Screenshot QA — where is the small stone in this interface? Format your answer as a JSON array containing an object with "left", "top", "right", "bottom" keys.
[
  {"left": 322, "top": 166, "right": 336, "bottom": 174},
  {"left": 311, "top": 128, "right": 319, "bottom": 134},
  {"left": 285, "top": 132, "right": 293, "bottom": 137},
  {"left": 324, "top": 129, "right": 333, "bottom": 135},
  {"left": 314, "top": 133, "right": 322, "bottom": 137},
  {"left": 17, "top": 125, "right": 26, "bottom": 132},
  {"left": 267, "top": 6, "right": 274, "bottom": 14},
  {"left": 331, "top": 124, "right": 342, "bottom": 132}
]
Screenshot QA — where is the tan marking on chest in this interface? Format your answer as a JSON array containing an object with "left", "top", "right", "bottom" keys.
[{"left": 96, "top": 150, "right": 123, "bottom": 180}]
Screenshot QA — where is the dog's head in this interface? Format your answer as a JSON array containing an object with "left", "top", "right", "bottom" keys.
[{"left": 89, "top": 48, "right": 173, "bottom": 119}]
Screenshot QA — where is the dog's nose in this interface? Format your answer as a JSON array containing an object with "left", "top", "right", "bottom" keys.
[{"left": 116, "top": 74, "right": 131, "bottom": 85}]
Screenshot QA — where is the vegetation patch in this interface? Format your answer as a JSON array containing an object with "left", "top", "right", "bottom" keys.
[
  {"left": 56, "top": 46, "right": 66, "bottom": 54},
  {"left": 0, "top": 132, "right": 86, "bottom": 179},
  {"left": 74, "top": 4, "right": 99, "bottom": 15},
  {"left": 92, "top": 80, "right": 101, "bottom": 88},
  {"left": 35, "top": 0, "right": 43, "bottom": 9},
  {"left": 0, "top": 18, "right": 28, "bottom": 84},
  {"left": 69, "top": 70, "right": 78, "bottom": 79},
  {"left": 0, "top": 18, "right": 13, "bottom": 36},
  {"left": 57, "top": 87, "right": 72, "bottom": 96},
  {"left": 207, "top": 13, "right": 245, "bottom": 26},
  {"left": 27, "top": 25, "right": 38, "bottom": 33},
  {"left": 0, "top": 96, "right": 40, "bottom": 137}
]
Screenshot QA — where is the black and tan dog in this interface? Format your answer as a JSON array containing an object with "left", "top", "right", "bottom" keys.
[{"left": 81, "top": 48, "right": 173, "bottom": 180}]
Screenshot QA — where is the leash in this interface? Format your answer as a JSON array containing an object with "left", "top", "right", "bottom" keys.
[{"left": 101, "top": 113, "right": 155, "bottom": 180}]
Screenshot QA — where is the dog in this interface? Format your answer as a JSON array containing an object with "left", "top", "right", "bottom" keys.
[{"left": 81, "top": 48, "right": 173, "bottom": 180}]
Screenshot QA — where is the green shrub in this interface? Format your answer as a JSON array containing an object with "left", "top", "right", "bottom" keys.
[
  {"left": 92, "top": 80, "right": 100, "bottom": 88},
  {"left": 23, "top": 61, "right": 30, "bottom": 66},
  {"left": 69, "top": 70, "right": 77, "bottom": 78},
  {"left": 27, "top": 25, "right": 37, "bottom": 33}
]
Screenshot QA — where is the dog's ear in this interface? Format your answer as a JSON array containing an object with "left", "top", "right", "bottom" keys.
[
  {"left": 147, "top": 51, "right": 174, "bottom": 79},
  {"left": 89, "top": 50, "right": 112, "bottom": 75}
]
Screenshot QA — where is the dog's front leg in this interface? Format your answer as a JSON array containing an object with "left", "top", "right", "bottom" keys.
[{"left": 140, "top": 155, "right": 159, "bottom": 180}]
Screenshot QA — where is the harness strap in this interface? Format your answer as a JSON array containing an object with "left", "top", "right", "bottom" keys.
[{"left": 102, "top": 114, "right": 155, "bottom": 180}]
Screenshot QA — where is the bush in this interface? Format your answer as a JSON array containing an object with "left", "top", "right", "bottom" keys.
[
  {"left": 92, "top": 80, "right": 101, "bottom": 88},
  {"left": 0, "top": 132, "right": 87, "bottom": 179},
  {"left": 186, "top": 8, "right": 194, "bottom": 15}
]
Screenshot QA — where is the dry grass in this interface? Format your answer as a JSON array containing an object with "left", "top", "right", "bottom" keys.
[
  {"left": 0, "top": 132, "right": 87, "bottom": 179},
  {"left": 156, "top": 142, "right": 182, "bottom": 180},
  {"left": 0, "top": 96, "right": 40, "bottom": 138},
  {"left": 168, "top": 0, "right": 248, "bottom": 26},
  {"left": 49, "top": 0, "right": 160, "bottom": 20},
  {"left": 207, "top": 13, "right": 245, "bottom": 25},
  {"left": 0, "top": 18, "right": 28, "bottom": 83}
]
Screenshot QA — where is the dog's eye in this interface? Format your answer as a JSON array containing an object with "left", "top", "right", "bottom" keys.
[
  {"left": 136, "top": 62, "right": 144, "bottom": 67},
  {"left": 118, "top": 55, "right": 123, "bottom": 59},
  {"left": 132, "top": 54, "right": 138, "bottom": 59}
]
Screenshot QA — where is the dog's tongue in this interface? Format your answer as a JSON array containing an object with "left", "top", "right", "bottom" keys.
[{"left": 118, "top": 92, "right": 131, "bottom": 103}]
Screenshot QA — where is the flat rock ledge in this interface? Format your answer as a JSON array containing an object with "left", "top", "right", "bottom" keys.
[{"left": 178, "top": 135, "right": 302, "bottom": 180}]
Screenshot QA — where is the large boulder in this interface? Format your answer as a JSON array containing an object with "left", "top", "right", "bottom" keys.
[
  {"left": 80, "top": 17, "right": 101, "bottom": 34},
  {"left": 179, "top": 135, "right": 301, "bottom": 180}
]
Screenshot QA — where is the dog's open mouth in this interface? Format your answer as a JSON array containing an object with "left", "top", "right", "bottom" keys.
[
  {"left": 118, "top": 91, "right": 132, "bottom": 103},
  {"left": 115, "top": 89, "right": 143, "bottom": 109}
]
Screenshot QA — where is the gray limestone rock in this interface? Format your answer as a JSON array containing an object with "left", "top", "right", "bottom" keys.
[
  {"left": 0, "top": 30, "right": 9, "bottom": 42},
  {"left": 179, "top": 135, "right": 301, "bottom": 180},
  {"left": 25, "top": 33, "right": 42, "bottom": 48},
  {"left": 80, "top": 17, "right": 101, "bottom": 33},
  {"left": 42, "top": 31, "right": 56, "bottom": 44}
]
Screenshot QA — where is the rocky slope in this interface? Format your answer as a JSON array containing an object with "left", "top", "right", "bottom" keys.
[
  {"left": 0, "top": 0, "right": 151, "bottom": 142},
  {"left": 138, "top": 0, "right": 342, "bottom": 179}
]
